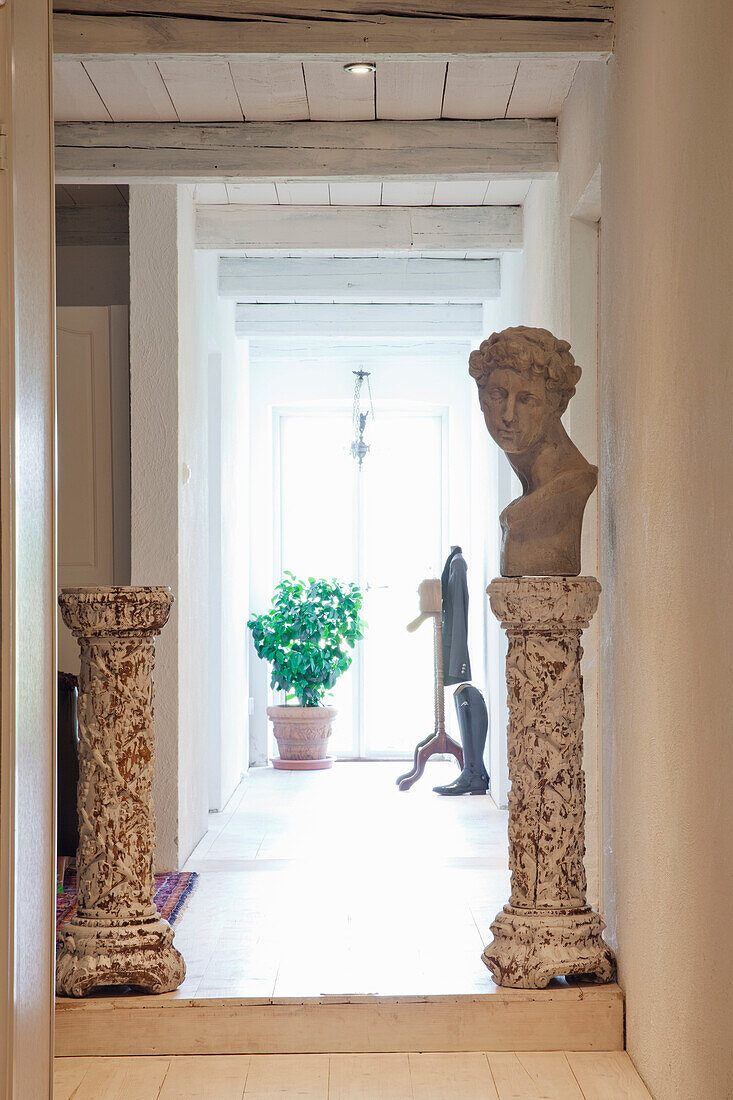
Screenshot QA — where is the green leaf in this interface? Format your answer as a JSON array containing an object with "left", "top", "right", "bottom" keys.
[{"left": 248, "top": 573, "right": 366, "bottom": 706}]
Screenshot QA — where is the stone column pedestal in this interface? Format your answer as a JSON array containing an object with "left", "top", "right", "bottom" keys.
[
  {"left": 483, "top": 577, "right": 616, "bottom": 989},
  {"left": 56, "top": 586, "right": 186, "bottom": 997}
]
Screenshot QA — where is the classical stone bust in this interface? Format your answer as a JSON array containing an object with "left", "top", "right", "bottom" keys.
[{"left": 469, "top": 326, "right": 597, "bottom": 577}]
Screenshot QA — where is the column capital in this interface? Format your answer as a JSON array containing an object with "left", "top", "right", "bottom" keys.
[
  {"left": 59, "top": 585, "right": 174, "bottom": 638},
  {"left": 487, "top": 576, "right": 601, "bottom": 630}
]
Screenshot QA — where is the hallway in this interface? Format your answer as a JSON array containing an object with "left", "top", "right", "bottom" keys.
[{"left": 175, "top": 762, "right": 509, "bottom": 998}]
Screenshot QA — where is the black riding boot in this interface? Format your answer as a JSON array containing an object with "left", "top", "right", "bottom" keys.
[{"left": 433, "top": 684, "right": 489, "bottom": 795}]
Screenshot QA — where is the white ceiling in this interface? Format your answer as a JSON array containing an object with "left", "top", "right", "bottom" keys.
[
  {"left": 218, "top": 255, "right": 500, "bottom": 304},
  {"left": 53, "top": 58, "right": 574, "bottom": 210},
  {"left": 54, "top": 179, "right": 532, "bottom": 208},
  {"left": 54, "top": 58, "right": 578, "bottom": 124},
  {"left": 235, "top": 302, "right": 483, "bottom": 340},
  {"left": 194, "top": 179, "right": 531, "bottom": 206}
]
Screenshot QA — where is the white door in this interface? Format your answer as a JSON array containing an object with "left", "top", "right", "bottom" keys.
[
  {"left": 278, "top": 407, "right": 445, "bottom": 758},
  {"left": 56, "top": 307, "right": 116, "bottom": 674}
]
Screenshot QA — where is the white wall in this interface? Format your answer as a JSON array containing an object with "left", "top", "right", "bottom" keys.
[
  {"left": 519, "top": 60, "right": 605, "bottom": 906},
  {"left": 217, "top": 332, "right": 250, "bottom": 806},
  {"left": 129, "top": 185, "right": 209, "bottom": 870},
  {"left": 176, "top": 188, "right": 211, "bottom": 864},
  {"left": 521, "top": 21, "right": 733, "bottom": 1097},
  {"left": 601, "top": 2, "right": 733, "bottom": 1096},
  {"left": 198, "top": 252, "right": 249, "bottom": 812}
]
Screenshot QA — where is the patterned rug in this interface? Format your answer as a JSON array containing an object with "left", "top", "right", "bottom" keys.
[{"left": 56, "top": 869, "right": 198, "bottom": 944}]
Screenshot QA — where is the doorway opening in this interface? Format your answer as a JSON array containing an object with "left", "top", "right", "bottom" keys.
[
  {"left": 170, "top": 246, "right": 522, "bottom": 997},
  {"left": 54, "top": 184, "right": 522, "bottom": 1001}
]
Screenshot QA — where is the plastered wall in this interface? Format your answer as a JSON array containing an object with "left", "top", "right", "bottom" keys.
[
  {"left": 521, "top": 60, "right": 606, "bottom": 910},
  {"left": 130, "top": 185, "right": 209, "bottom": 870},
  {"left": 175, "top": 186, "right": 211, "bottom": 865},
  {"left": 527, "top": 11, "right": 733, "bottom": 1096},
  {"left": 601, "top": 1, "right": 733, "bottom": 1095},
  {"left": 198, "top": 252, "right": 248, "bottom": 813},
  {"left": 130, "top": 185, "right": 181, "bottom": 871}
]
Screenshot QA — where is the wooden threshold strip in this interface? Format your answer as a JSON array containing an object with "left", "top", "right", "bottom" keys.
[{"left": 55, "top": 986, "right": 625, "bottom": 1057}]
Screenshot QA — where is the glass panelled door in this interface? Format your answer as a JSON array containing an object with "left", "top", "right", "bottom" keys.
[
  {"left": 360, "top": 413, "right": 443, "bottom": 755},
  {"left": 278, "top": 407, "right": 445, "bottom": 758},
  {"left": 278, "top": 411, "right": 356, "bottom": 756}
]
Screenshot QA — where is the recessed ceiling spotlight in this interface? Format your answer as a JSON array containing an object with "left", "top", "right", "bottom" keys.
[{"left": 343, "top": 62, "right": 376, "bottom": 74}]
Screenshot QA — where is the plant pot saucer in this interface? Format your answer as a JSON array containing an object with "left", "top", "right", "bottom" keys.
[{"left": 271, "top": 756, "right": 335, "bottom": 771}]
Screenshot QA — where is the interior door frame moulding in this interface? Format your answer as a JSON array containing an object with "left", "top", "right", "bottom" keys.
[
  {"left": 52, "top": 2, "right": 614, "bottom": 62},
  {"left": 0, "top": 0, "right": 57, "bottom": 1095}
]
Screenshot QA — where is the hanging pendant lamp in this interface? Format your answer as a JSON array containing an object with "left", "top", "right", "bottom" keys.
[{"left": 350, "top": 368, "right": 374, "bottom": 469}]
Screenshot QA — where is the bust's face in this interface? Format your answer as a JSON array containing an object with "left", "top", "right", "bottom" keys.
[{"left": 480, "top": 367, "right": 560, "bottom": 455}]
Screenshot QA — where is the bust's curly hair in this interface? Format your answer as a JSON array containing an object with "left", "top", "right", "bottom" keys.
[{"left": 469, "top": 326, "right": 581, "bottom": 413}]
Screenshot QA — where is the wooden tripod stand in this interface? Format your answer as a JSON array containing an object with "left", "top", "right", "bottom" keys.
[{"left": 396, "top": 578, "right": 464, "bottom": 791}]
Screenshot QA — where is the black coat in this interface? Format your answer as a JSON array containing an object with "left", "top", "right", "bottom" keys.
[{"left": 441, "top": 546, "right": 471, "bottom": 686}]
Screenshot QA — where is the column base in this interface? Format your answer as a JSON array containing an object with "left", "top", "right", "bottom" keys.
[
  {"left": 56, "top": 916, "right": 186, "bottom": 998},
  {"left": 482, "top": 905, "right": 616, "bottom": 989}
]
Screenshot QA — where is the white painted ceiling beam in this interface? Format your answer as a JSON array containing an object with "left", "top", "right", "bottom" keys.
[
  {"left": 199, "top": 205, "right": 522, "bottom": 252},
  {"left": 54, "top": 120, "right": 557, "bottom": 183},
  {"left": 246, "top": 339, "right": 474, "bottom": 363},
  {"left": 218, "top": 256, "right": 500, "bottom": 302},
  {"left": 53, "top": 3, "right": 614, "bottom": 62},
  {"left": 236, "top": 302, "right": 483, "bottom": 339}
]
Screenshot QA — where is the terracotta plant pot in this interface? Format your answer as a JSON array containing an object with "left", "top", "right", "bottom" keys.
[{"left": 267, "top": 705, "right": 337, "bottom": 769}]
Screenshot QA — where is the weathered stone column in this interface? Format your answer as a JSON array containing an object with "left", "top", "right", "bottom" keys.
[
  {"left": 56, "top": 586, "right": 186, "bottom": 997},
  {"left": 483, "top": 577, "right": 616, "bottom": 988}
]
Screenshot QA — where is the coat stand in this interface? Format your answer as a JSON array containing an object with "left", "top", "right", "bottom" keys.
[
  {"left": 396, "top": 579, "right": 464, "bottom": 791},
  {"left": 56, "top": 586, "right": 186, "bottom": 997},
  {"left": 482, "top": 577, "right": 616, "bottom": 988}
]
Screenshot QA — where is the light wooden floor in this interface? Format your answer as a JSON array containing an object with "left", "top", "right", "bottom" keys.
[
  {"left": 55, "top": 767, "right": 647, "bottom": 1091},
  {"left": 174, "top": 762, "right": 511, "bottom": 998},
  {"left": 54, "top": 1051, "right": 653, "bottom": 1099}
]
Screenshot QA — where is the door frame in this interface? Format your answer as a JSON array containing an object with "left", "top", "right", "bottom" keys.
[
  {"left": 0, "top": 0, "right": 57, "bottom": 1097},
  {"left": 0, "top": 9, "right": 608, "bottom": 1093}
]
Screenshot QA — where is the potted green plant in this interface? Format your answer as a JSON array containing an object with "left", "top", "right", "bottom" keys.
[{"left": 248, "top": 573, "right": 364, "bottom": 769}]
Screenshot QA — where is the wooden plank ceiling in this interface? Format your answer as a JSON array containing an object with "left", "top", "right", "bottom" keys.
[
  {"left": 54, "top": 58, "right": 581, "bottom": 126},
  {"left": 192, "top": 179, "right": 532, "bottom": 206},
  {"left": 52, "top": 4, "right": 609, "bottom": 209},
  {"left": 54, "top": 174, "right": 530, "bottom": 208}
]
